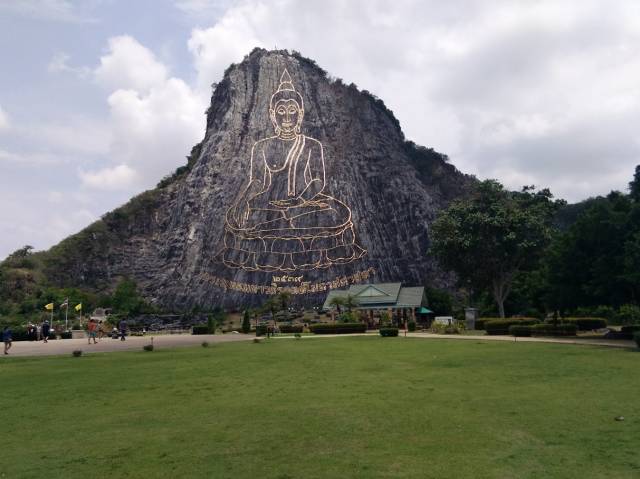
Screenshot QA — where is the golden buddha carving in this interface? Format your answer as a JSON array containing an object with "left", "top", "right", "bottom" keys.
[{"left": 220, "top": 69, "right": 366, "bottom": 272}]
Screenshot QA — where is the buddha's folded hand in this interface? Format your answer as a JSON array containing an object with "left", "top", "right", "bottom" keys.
[{"left": 269, "top": 198, "right": 305, "bottom": 208}]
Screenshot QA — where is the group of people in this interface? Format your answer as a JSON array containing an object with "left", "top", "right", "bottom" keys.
[
  {"left": 2, "top": 320, "right": 53, "bottom": 355},
  {"left": 1, "top": 318, "right": 129, "bottom": 355},
  {"left": 25, "top": 321, "right": 52, "bottom": 342},
  {"left": 85, "top": 318, "right": 128, "bottom": 344}
]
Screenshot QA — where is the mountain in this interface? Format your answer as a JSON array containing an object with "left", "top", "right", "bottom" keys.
[{"left": 38, "top": 48, "right": 474, "bottom": 309}]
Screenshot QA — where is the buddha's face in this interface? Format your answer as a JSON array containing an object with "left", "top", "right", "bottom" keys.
[{"left": 270, "top": 99, "right": 303, "bottom": 136}]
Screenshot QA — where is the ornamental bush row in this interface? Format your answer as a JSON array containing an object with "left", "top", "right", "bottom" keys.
[
  {"left": 531, "top": 324, "right": 578, "bottom": 336},
  {"left": 279, "top": 325, "right": 303, "bottom": 333},
  {"left": 485, "top": 319, "right": 539, "bottom": 335},
  {"left": 508, "top": 325, "right": 532, "bottom": 337},
  {"left": 379, "top": 327, "right": 399, "bottom": 337},
  {"left": 191, "top": 325, "right": 210, "bottom": 335},
  {"left": 509, "top": 324, "right": 578, "bottom": 337},
  {"left": 477, "top": 317, "right": 536, "bottom": 331},
  {"left": 309, "top": 323, "right": 367, "bottom": 334},
  {"left": 620, "top": 325, "right": 640, "bottom": 339},
  {"left": 555, "top": 317, "right": 607, "bottom": 331},
  {"left": 7, "top": 328, "right": 58, "bottom": 341}
]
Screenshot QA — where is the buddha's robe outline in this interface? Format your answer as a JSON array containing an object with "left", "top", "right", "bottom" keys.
[{"left": 221, "top": 134, "right": 365, "bottom": 272}]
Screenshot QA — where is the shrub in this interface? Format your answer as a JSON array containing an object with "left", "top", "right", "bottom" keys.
[
  {"left": 407, "top": 321, "right": 416, "bottom": 332},
  {"left": 619, "top": 325, "right": 640, "bottom": 339},
  {"left": 616, "top": 304, "right": 640, "bottom": 325},
  {"left": 294, "top": 332, "right": 302, "bottom": 339},
  {"left": 279, "top": 324, "right": 303, "bottom": 333},
  {"left": 60, "top": 331, "right": 72, "bottom": 339},
  {"left": 72, "top": 350, "right": 82, "bottom": 357},
  {"left": 256, "top": 325, "right": 268, "bottom": 337},
  {"left": 192, "top": 325, "right": 209, "bottom": 335},
  {"left": 379, "top": 327, "right": 399, "bottom": 337},
  {"left": 561, "top": 317, "right": 607, "bottom": 331},
  {"left": 309, "top": 323, "right": 367, "bottom": 334},
  {"left": 475, "top": 318, "right": 490, "bottom": 330},
  {"left": 531, "top": 323, "right": 577, "bottom": 337},
  {"left": 430, "top": 322, "right": 461, "bottom": 334},
  {"left": 143, "top": 344, "right": 154, "bottom": 351},
  {"left": 201, "top": 341, "right": 209, "bottom": 348},
  {"left": 509, "top": 325, "right": 532, "bottom": 337},
  {"left": 485, "top": 319, "right": 539, "bottom": 335},
  {"left": 241, "top": 310, "right": 251, "bottom": 334},
  {"left": 634, "top": 332, "right": 640, "bottom": 349}
]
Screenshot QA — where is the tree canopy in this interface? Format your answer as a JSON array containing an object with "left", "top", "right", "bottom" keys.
[{"left": 431, "top": 180, "right": 563, "bottom": 317}]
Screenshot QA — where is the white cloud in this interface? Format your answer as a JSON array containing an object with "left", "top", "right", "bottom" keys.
[
  {"left": 95, "top": 36, "right": 169, "bottom": 92},
  {"left": 185, "top": 0, "right": 640, "bottom": 201},
  {"left": 79, "top": 164, "right": 137, "bottom": 190},
  {"left": 0, "top": 104, "right": 8, "bottom": 129},
  {"left": 81, "top": 36, "right": 206, "bottom": 191},
  {"left": 0, "top": 148, "right": 66, "bottom": 165},
  {"left": 174, "top": 0, "right": 234, "bottom": 19},
  {"left": 48, "top": 52, "right": 91, "bottom": 78},
  {"left": 0, "top": 0, "right": 96, "bottom": 23}
]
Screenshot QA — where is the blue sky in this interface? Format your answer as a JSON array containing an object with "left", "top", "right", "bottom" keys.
[{"left": 1, "top": 0, "right": 639, "bottom": 259}]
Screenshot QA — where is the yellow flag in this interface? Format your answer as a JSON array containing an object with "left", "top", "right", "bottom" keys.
[
  {"left": 75, "top": 303, "right": 82, "bottom": 311},
  {"left": 45, "top": 303, "right": 54, "bottom": 311}
]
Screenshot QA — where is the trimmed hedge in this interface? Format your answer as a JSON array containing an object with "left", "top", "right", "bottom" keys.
[
  {"left": 509, "top": 325, "right": 532, "bottom": 337},
  {"left": 379, "top": 327, "right": 399, "bottom": 337},
  {"left": 191, "top": 325, "right": 209, "bottom": 335},
  {"left": 309, "top": 323, "right": 367, "bottom": 334},
  {"left": 256, "top": 325, "right": 268, "bottom": 337},
  {"left": 5, "top": 328, "right": 57, "bottom": 341},
  {"left": 531, "top": 323, "right": 578, "bottom": 337},
  {"left": 279, "top": 325, "right": 303, "bottom": 333},
  {"left": 620, "top": 325, "right": 640, "bottom": 339},
  {"left": 485, "top": 319, "right": 539, "bottom": 335},
  {"left": 560, "top": 317, "right": 607, "bottom": 331},
  {"left": 60, "top": 331, "right": 72, "bottom": 339},
  {"left": 477, "top": 317, "right": 536, "bottom": 331}
]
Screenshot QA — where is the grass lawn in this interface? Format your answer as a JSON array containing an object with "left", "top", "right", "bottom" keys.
[{"left": 1, "top": 337, "right": 638, "bottom": 478}]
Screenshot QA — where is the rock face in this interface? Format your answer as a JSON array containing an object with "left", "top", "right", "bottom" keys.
[{"left": 43, "top": 49, "right": 474, "bottom": 308}]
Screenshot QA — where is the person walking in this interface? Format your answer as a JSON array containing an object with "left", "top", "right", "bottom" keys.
[
  {"left": 41, "top": 319, "right": 50, "bottom": 343},
  {"left": 97, "top": 320, "right": 105, "bottom": 341},
  {"left": 118, "top": 318, "right": 127, "bottom": 341},
  {"left": 3, "top": 326, "right": 12, "bottom": 355},
  {"left": 87, "top": 319, "right": 98, "bottom": 345}
]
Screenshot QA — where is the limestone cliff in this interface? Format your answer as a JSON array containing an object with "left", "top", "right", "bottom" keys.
[{"left": 41, "top": 49, "right": 474, "bottom": 308}]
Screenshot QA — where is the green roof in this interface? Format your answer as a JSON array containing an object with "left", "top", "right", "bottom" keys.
[{"left": 322, "top": 283, "right": 426, "bottom": 311}]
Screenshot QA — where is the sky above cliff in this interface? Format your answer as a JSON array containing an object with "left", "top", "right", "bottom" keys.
[{"left": 1, "top": 0, "right": 639, "bottom": 259}]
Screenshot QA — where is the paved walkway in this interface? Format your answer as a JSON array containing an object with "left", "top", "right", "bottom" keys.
[
  {"left": 1, "top": 333, "right": 254, "bottom": 358},
  {"left": 1, "top": 331, "right": 634, "bottom": 358}
]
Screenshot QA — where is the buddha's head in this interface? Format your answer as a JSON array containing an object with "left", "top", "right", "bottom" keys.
[{"left": 270, "top": 69, "right": 304, "bottom": 138}]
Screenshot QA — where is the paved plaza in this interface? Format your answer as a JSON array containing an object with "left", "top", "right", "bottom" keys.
[{"left": 2, "top": 331, "right": 633, "bottom": 359}]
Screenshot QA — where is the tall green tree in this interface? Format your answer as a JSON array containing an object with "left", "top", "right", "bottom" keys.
[
  {"left": 629, "top": 164, "right": 640, "bottom": 201},
  {"left": 241, "top": 309, "right": 251, "bottom": 334},
  {"left": 546, "top": 190, "right": 639, "bottom": 309},
  {"left": 431, "top": 181, "right": 562, "bottom": 318}
]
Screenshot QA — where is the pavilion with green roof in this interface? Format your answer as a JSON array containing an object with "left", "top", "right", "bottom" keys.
[{"left": 322, "top": 283, "right": 429, "bottom": 324}]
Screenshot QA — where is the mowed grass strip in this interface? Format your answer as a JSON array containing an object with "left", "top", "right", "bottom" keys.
[{"left": 0, "top": 337, "right": 638, "bottom": 479}]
